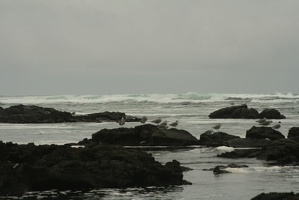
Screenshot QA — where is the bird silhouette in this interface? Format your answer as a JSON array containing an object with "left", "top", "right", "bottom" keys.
[
  {"left": 213, "top": 123, "right": 221, "bottom": 131},
  {"left": 118, "top": 117, "right": 125, "bottom": 126},
  {"left": 140, "top": 116, "right": 148, "bottom": 123},
  {"left": 169, "top": 120, "right": 178, "bottom": 127},
  {"left": 259, "top": 120, "right": 272, "bottom": 126},
  {"left": 151, "top": 117, "right": 162, "bottom": 124},
  {"left": 272, "top": 122, "right": 281, "bottom": 129}
]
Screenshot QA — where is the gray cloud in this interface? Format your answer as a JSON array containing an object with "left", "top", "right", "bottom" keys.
[{"left": 1, "top": 0, "right": 299, "bottom": 95}]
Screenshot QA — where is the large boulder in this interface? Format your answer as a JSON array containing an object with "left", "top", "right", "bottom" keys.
[
  {"left": 246, "top": 126, "right": 285, "bottom": 140},
  {"left": 199, "top": 131, "right": 240, "bottom": 147},
  {"left": 0, "top": 105, "right": 73, "bottom": 123},
  {"left": 251, "top": 192, "right": 299, "bottom": 200},
  {"left": 86, "top": 124, "right": 199, "bottom": 146},
  {"left": 0, "top": 141, "right": 187, "bottom": 196},
  {"left": 220, "top": 139, "right": 299, "bottom": 165},
  {"left": 259, "top": 108, "right": 286, "bottom": 119},
  {"left": 0, "top": 104, "right": 139, "bottom": 123},
  {"left": 288, "top": 127, "right": 299, "bottom": 142},
  {"left": 209, "top": 104, "right": 259, "bottom": 119},
  {"left": 257, "top": 139, "right": 299, "bottom": 164}
]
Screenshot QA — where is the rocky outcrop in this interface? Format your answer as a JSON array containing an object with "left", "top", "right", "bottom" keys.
[
  {"left": 0, "top": 141, "right": 188, "bottom": 196},
  {"left": 251, "top": 192, "right": 299, "bottom": 200},
  {"left": 246, "top": 126, "right": 285, "bottom": 140},
  {"left": 208, "top": 104, "right": 260, "bottom": 119},
  {"left": 219, "top": 139, "right": 299, "bottom": 165},
  {"left": 81, "top": 124, "right": 199, "bottom": 146},
  {"left": 199, "top": 131, "right": 240, "bottom": 147},
  {"left": 257, "top": 139, "right": 299, "bottom": 164},
  {"left": 225, "top": 138, "right": 271, "bottom": 148},
  {"left": 288, "top": 127, "right": 299, "bottom": 142},
  {"left": 0, "top": 104, "right": 139, "bottom": 123},
  {"left": 209, "top": 104, "right": 286, "bottom": 119},
  {"left": 259, "top": 109, "right": 286, "bottom": 119}
]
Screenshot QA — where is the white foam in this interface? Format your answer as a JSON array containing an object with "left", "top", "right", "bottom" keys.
[{"left": 1, "top": 92, "right": 299, "bottom": 105}]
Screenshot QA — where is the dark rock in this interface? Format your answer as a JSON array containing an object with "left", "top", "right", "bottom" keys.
[
  {"left": 288, "top": 127, "right": 299, "bottom": 142},
  {"left": 246, "top": 126, "right": 285, "bottom": 140},
  {"left": 84, "top": 124, "right": 199, "bottom": 146},
  {"left": 225, "top": 138, "right": 271, "bottom": 148},
  {"left": 0, "top": 105, "right": 73, "bottom": 123},
  {"left": 259, "top": 108, "right": 286, "bottom": 119},
  {"left": 251, "top": 192, "right": 299, "bottom": 200},
  {"left": 209, "top": 104, "right": 260, "bottom": 119},
  {"left": 0, "top": 104, "right": 140, "bottom": 123},
  {"left": 0, "top": 141, "right": 187, "bottom": 196},
  {"left": 257, "top": 139, "right": 299, "bottom": 164},
  {"left": 199, "top": 131, "right": 240, "bottom": 147},
  {"left": 218, "top": 149, "right": 262, "bottom": 159},
  {"left": 212, "top": 164, "right": 248, "bottom": 175},
  {"left": 220, "top": 138, "right": 299, "bottom": 165}
]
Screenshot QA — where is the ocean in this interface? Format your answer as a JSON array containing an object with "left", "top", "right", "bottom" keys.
[{"left": 1, "top": 93, "right": 299, "bottom": 199}]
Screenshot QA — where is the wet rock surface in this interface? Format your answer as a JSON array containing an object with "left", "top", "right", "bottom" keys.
[
  {"left": 246, "top": 126, "right": 285, "bottom": 140},
  {"left": 0, "top": 105, "right": 139, "bottom": 123},
  {"left": 251, "top": 192, "right": 299, "bottom": 200},
  {"left": 209, "top": 104, "right": 286, "bottom": 119},
  {"left": 80, "top": 124, "right": 199, "bottom": 146},
  {"left": 199, "top": 131, "right": 240, "bottom": 147},
  {"left": 0, "top": 141, "right": 187, "bottom": 196},
  {"left": 208, "top": 104, "right": 260, "bottom": 119}
]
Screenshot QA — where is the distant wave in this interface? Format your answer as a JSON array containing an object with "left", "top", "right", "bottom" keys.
[{"left": 0, "top": 92, "right": 299, "bottom": 105}]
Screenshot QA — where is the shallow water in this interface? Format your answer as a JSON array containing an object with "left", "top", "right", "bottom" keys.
[{"left": 1, "top": 93, "right": 299, "bottom": 199}]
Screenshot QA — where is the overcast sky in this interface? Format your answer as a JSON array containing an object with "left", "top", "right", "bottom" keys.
[{"left": 1, "top": 0, "right": 299, "bottom": 95}]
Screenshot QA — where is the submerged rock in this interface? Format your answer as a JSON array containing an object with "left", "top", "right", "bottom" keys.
[
  {"left": 82, "top": 124, "right": 199, "bottom": 146},
  {"left": 0, "top": 141, "right": 187, "bottom": 196},
  {"left": 212, "top": 164, "right": 249, "bottom": 175}
]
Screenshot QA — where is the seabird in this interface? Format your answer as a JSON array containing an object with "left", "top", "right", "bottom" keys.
[
  {"left": 259, "top": 120, "right": 272, "bottom": 126},
  {"left": 272, "top": 122, "right": 281, "bottom": 129},
  {"left": 119, "top": 117, "right": 126, "bottom": 126},
  {"left": 158, "top": 120, "right": 168, "bottom": 129},
  {"left": 169, "top": 120, "right": 178, "bottom": 127},
  {"left": 140, "top": 116, "right": 148, "bottom": 124},
  {"left": 256, "top": 117, "right": 267, "bottom": 123},
  {"left": 213, "top": 123, "right": 221, "bottom": 130},
  {"left": 151, "top": 117, "right": 162, "bottom": 124}
]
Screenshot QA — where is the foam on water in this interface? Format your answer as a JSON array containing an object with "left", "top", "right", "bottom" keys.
[{"left": 1, "top": 92, "right": 299, "bottom": 106}]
